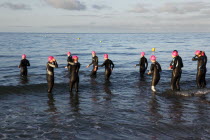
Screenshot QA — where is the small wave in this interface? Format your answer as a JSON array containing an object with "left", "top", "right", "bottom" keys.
[{"left": 160, "top": 88, "right": 210, "bottom": 97}]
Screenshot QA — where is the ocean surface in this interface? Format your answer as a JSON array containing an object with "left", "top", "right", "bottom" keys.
[{"left": 0, "top": 33, "right": 210, "bottom": 139}]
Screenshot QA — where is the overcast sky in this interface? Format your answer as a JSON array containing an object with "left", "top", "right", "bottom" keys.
[{"left": 0, "top": 0, "right": 210, "bottom": 33}]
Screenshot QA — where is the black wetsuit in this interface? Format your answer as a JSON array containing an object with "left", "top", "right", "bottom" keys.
[
  {"left": 46, "top": 61, "right": 58, "bottom": 93},
  {"left": 99, "top": 59, "right": 114, "bottom": 80},
  {"left": 203, "top": 54, "right": 208, "bottom": 87},
  {"left": 89, "top": 56, "right": 98, "bottom": 77},
  {"left": 136, "top": 56, "right": 148, "bottom": 77},
  {"left": 19, "top": 59, "right": 30, "bottom": 76},
  {"left": 149, "top": 61, "right": 162, "bottom": 87},
  {"left": 192, "top": 55, "right": 206, "bottom": 88},
  {"left": 68, "top": 62, "right": 80, "bottom": 92},
  {"left": 170, "top": 56, "right": 183, "bottom": 91},
  {"left": 67, "top": 55, "right": 73, "bottom": 73}
]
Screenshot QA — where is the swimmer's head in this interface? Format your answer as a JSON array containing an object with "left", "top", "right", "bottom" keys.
[
  {"left": 172, "top": 51, "right": 178, "bottom": 57},
  {"left": 22, "top": 54, "right": 26, "bottom": 59},
  {"left": 140, "top": 52, "right": 145, "bottom": 57},
  {"left": 67, "top": 52, "right": 71, "bottom": 56},
  {"left": 104, "top": 54, "right": 108, "bottom": 59},
  {"left": 92, "top": 51, "right": 96, "bottom": 56},
  {"left": 72, "top": 56, "right": 78, "bottom": 61},
  {"left": 48, "top": 56, "right": 54, "bottom": 62},
  {"left": 195, "top": 50, "right": 201, "bottom": 56},
  {"left": 150, "top": 55, "right": 156, "bottom": 62}
]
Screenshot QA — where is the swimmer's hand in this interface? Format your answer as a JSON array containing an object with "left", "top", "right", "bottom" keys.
[
  {"left": 18, "top": 66, "right": 20, "bottom": 68},
  {"left": 86, "top": 65, "right": 90, "bottom": 68},
  {"left": 65, "top": 66, "right": 67, "bottom": 69},
  {"left": 147, "top": 72, "right": 151, "bottom": 75}
]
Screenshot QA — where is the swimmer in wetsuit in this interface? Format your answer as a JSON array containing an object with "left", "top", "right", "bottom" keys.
[
  {"left": 201, "top": 51, "right": 207, "bottom": 87},
  {"left": 65, "top": 52, "right": 73, "bottom": 74},
  {"left": 192, "top": 50, "right": 206, "bottom": 88},
  {"left": 68, "top": 56, "right": 80, "bottom": 92},
  {"left": 148, "top": 55, "right": 162, "bottom": 92},
  {"left": 135, "top": 52, "right": 148, "bottom": 78},
  {"left": 46, "top": 56, "right": 58, "bottom": 93},
  {"left": 86, "top": 51, "right": 98, "bottom": 77},
  {"left": 18, "top": 54, "right": 30, "bottom": 76},
  {"left": 169, "top": 50, "right": 183, "bottom": 91},
  {"left": 98, "top": 54, "right": 114, "bottom": 80}
]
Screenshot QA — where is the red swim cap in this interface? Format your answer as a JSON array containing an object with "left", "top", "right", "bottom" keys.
[
  {"left": 195, "top": 50, "right": 201, "bottom": 55},
  {"left": 150, "top": 55, "right": 156, "bottom": 61},
  {"left": 67, "top": 52, "right": 71, "bottom": 55},
  {"left": 48, "top": 56, "right": 54, "bottom": 62},
  {"left": 104, "top": 54, "right": 108, "bottom": 59},
  {"left": 72, "top": 55, "right": 78, "bottom": 60},
  {"left": 22, "top": 54, "right": 26, "bottom": 59},
  {"left": 92, "top": 51, "right": 96, "bottom": 54},
  {"left": 172, "top": 51, "right": 178, "bottom": 57},
  {"left": 141, "top": 52, "right": 145, "bottom": 56}
]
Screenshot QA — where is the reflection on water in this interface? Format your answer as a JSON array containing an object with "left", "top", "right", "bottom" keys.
[
  {"left": 104, "top": 81, "right": 112, "bottom": 95},
  {"left": 149, "top": 94, "right": 163, "bottom": 122},
  {"left": 19, "top": 76, "right": 29, "bottom": 84},
  {"left": 168, "top": 99, "right": 183, "bottom": 123},
  {"left": 46, "top": 93, "right": 57, "bottom": 113},
  {"left": 69, "top": 92, "right": 80, "bottom": 112}
]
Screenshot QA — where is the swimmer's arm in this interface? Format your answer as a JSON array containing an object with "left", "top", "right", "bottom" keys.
[
  {"left": 88, "top": 60, "right": 93, "bottom": 67},
  {"left": 145, "top": 59, "right": 148, "bottom": 69},
  {"left": 111, "top": 61, "right": 114, "bottom": 70},
  {"left": 148, "top": 64, "right": 154, "bottom": 74},
  {"left": 159, "top": 64, "right": 162, "bottom": 72},
  {"left": 48, "top": 61, "right": 58, "bottom": 68},
  {"left": 68, "top": 62, "right": 75, "bottom": 65},
  {"left": 192, "top": 56, "right": 199, "bottom": 61},
  {"left": 96, "top": 57, "right": 98, "bottom": 65},
  {"left": 18, "top": 60, "right": 22, "bottom": 68},
  {"left": 27, "top": 60, "right": 30, "bottom": 66},
  {"left": 98, "top": 61, "right": 106, "bottom": 67}
]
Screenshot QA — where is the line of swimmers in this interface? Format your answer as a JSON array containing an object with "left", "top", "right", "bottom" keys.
[{"left": 18, "top": 50, "right": 207, "bottom": 93}]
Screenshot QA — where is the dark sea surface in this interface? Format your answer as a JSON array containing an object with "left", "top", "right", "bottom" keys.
[{"left": 0, "top": 33, "right": 210, "bottom": 139}]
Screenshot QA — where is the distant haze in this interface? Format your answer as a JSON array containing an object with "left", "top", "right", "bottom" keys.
[{"left": 0, "top": 0, "right": 210, "bottom": 33}]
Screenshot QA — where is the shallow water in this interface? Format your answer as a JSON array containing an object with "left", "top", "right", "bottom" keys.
[{"left": 0, "top": 33, "right": 210, "bottom": 139}]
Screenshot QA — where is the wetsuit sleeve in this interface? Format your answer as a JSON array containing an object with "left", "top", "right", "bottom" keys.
[
  {"left": 48, "top": 61, "right": 58, "bottom": 68},
  {"left": 169, "top": 60, "right": 173, "bottom": 67},
  {"left": 170, "top": 58, "right": 176, "bottom": 69},
  {"left": 27, "top": 60, "right": 30, "bottom": 66},
  {"left": 159, "top": 63, "right": 162, "bottom": 72},
  {"left": 96, "top": 57, "right": 98, "bottom": 66},
  {"left": 145, "top": 58, "right": 148, "bottom": 69},
  {"left": 180, "top": 57, "right": 184, "bottom": 68},
  {"left": 111, "top": 60, "right": 114, "bottom": 70},
  {"left": 149, "top": 64, "right": 154, "bottom": 73},
  {"left": 89, "top": 58, "right": 94, "bottom": 66},
  {"left": 98, "top": 61, "right": 106, "bottom": 67},
  {"left": 192, "top": 56, "right": 199, "bottom": 61},
  {"left": 19, "top": 60, "right": 23, "bottom": 67},
  {"left": 67, "top": 57, "right": 69, "bottom": 67},
  {"left": 68, "top": 62, "right": 75, "bottom": 65},
  {"left": 76, "top": 64, "right": 80, "bottom": 73}
]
